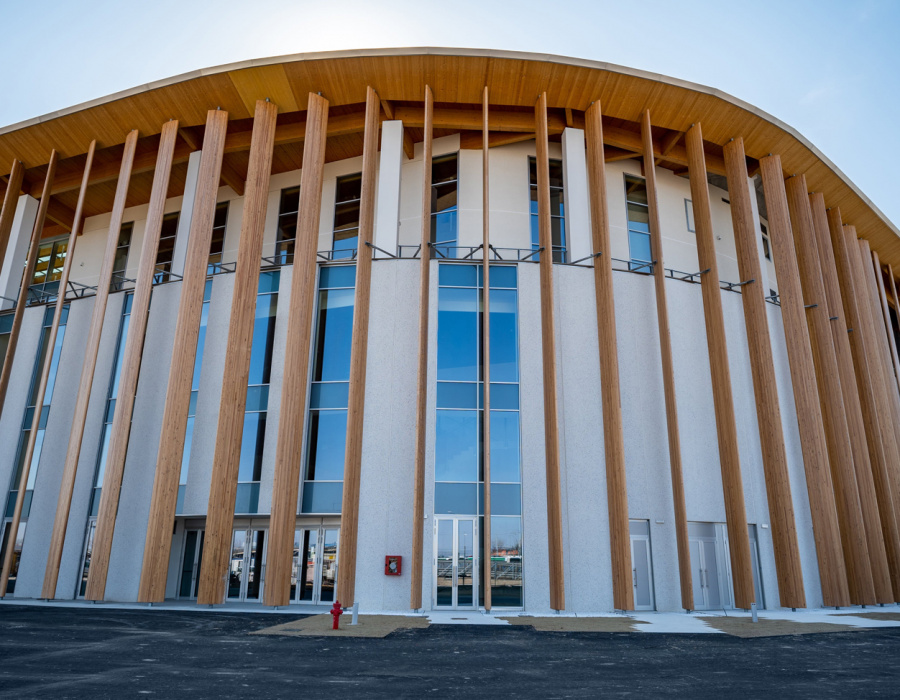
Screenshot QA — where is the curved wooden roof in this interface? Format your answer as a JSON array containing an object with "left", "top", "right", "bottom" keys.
[{"left": 1, "top": 47, "right": 897, "bottom": 266}]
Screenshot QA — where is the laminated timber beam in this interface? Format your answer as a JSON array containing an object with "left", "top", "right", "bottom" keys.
[
  {"left": 409, "top": 85, "right": 433, "bottom": 611},
  {"left": 832, "top": 218, "right": 900, "bottom": 600},
  {"left": 264, "top": 93, "right": 329, "bottom": 608},
  {"left": 724, "top": 140, "right": 806, "bottom": 609},
  {"left": 685, "top": 123, "right": 755, "bottom": 611},
  {"left": 814, "top": 201, "right": 894, "bottom": 605},
  {"left": 481, "top": 86, "right": 492, "bottom": 612},
  {"left": 537, "top": 92, "right": 566, "bottom": 612},
  {"left": 138, "top": 109, "right": 229, "bottom": 603},
  {"left": 42, "top": 130, "right": 139, "bottom": 600},
  {"left": 198, "top": 100, "right": 278, "bottom": 606},
  {"left": 0, "top": 149, "right": 59, "bottom": 597},
  {"left": 641, "top": 110, "right": 691, "bottom": 611},
  {"left": 784, "top": 174, "right": 859, "bottom": 606},
  {"left": 585, "top": 98, "right": 630, "bottom": 611},
  {"left": 336, "top": 86, "right": 380, "bottom": 606},
  {"left": 759, "top": 158, "right": 862, "bottom": 606},
  {"left": 85, "top": 121, "right": 179, "bottom": 602},
  {"left": 0, "top": 159, "right": 25, "bottom": 271}
]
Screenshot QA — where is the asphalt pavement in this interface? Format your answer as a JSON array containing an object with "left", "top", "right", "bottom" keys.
[{"left": 1, "top": 604, "right": 898, "bottom": 698}]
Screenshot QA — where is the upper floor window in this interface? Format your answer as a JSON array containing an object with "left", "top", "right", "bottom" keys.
[
  {"left": 154, "top": 212, "right": 180, "bottom": 283},
  {"left": 529, "top": 157, "right": 566, "bottom": 263},
  {"left": 29, "top": 235, "right": 68, "bottom": 303},
  {"left": 207, "top": 202, "right": 229, "bottom": 272},
  {"left": 624, "top": 175, "right": 652, "bottom": 272},
  {"left": 760, "top": 222, "right": 771, "bottom": 261},
  {"left": 110, "top": 222, "right": 134, "bottom": 291},
  {"left": 431, "top": 154, "right": 458, "bottom": 258},
  {"left": 276, "top": 186, "right": 300, "bottom": 265},
  {"left": 333, "top": 174, "right": 361, "bottom": 260}
]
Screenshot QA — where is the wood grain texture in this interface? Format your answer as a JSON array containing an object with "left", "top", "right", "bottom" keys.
[
  {"left": 642, "top": 110, "right": 691, "bottom": 610},
  {"left": 537, "top": 92, "right": 566, "bottom": 611},
  {"left": 0, "top": 159, "right": 25, "bottom": 273},
  {"left": 760, "top": 159, "right": 855, "bottom": 606},
  {"left": 41, "top": 130, "right": 139, "bottom": 600},
  {"left": 832, "top": 220, "right": 900, "bottom": 600},
  {"left": 725, "top": 141, "right": 805, "bottom": 608},
  {"left": 808, "top": 193, "right": 880, "bottom": 605},
  {"left": 138, "top": 110, "right": 229, "bottom": 603},
  {"left": 685, "top": 123, "right": 754, "bottom": 610},
  {"left": 0, "top": 150, "right": 59, "bottom": 597},
  {"left": 820, "top": 207, "right": 893, "bottom": 604},
  {"left": 409, "top": 85, "right": 433, "bottom": 611},
  {"left": 784, "top": 175, "right": 859, "bottom": 606},
  {"left": 336, "top": 86, "right": 380, "bottom": 606},
  {"left": 872, "top": 251, "right": 900, "bottom": 395},
  {"left": 85, "top": 124, "right": 178, "bottom": 602},
  {"left": 481, "top": 86, "right": 492, "bottom": 612},
  {"left": 264, "top": 93, "right": 329, "bottom": 608},
  {"left": 198, "top": 100, "right": 278, "bottom": 606}
]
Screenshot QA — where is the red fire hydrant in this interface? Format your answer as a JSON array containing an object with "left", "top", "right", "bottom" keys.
[{"left": 330, "top": 600, "right": 343, "bottom": 630}]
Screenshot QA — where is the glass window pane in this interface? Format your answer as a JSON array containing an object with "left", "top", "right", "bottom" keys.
[
  {"left": 245, "top": 385, "right": 269, "bottom": 412},
  {"left": 490, "top": 516, "right": 523, "bottom": 607},
  {"left": 490, "top": 484, "right": 521, "bottom": 515},
  {"left": 319, "top": 265, "right": 356, "bottom": 289},
  {"left": 301, "top": 481, "right": 343, "bottom": 514},
  {"left": 432, "top": 155, "right": 458, "bottom": 184},
  {"left": 237, "top": 412, "right": 267, "bottom": 483},
  {"left": 335, "top": 174, "right": 362, "bottom": 203},
  {"left": 437, "top": 287, "right": 478, "bottom": 381},
  {"left": 490, "top": 411, "right": 520, "bottom": 483},
  {"left": 438, "top": 264, "right": 477, "bottom": 288},
  {"left": 248, "top": 293, "right": 277, "bottom": 386},
  {"left": 309, "top": 382, "right": 349, "bottom": 409},
  {"left": 629, "top": 231, "right": 652, "bottom": 263},
  {"left": 305, "top": 410, "right": 347, "bottom": 481},
  {"left": 548, "top": 159, "right": 564, "bottom": 189},
  {"left": 432, "top": 182, "right": 458, "bottom": 214},
  {"left": 489, "top": 383, "right": 518, "bottom": 410},
  {"left": 313, "top": 288, "right": 355, "bottom": 382},
  {"left": 332, "top": 230, "right": 358, "bottom": 258},
  {"left": 234, "top": 482, "right": 260, "bottom": 514},
  {"left": 625, "top": 176, "right": 649, "bottom": 205},
  {"left": 434, "top": 483, "right": 477, "bottom": 515},
  {"left": 549, "top": 188, "right": 564, "bottom": 218},
  {"left": 627, "top": 202, "right": 650, "bottom": 230},
  {"left": 489, "top": 289, "right": 518, "bottom": 383},
  {"left": 94, "top": 425, "right": 113, "bottom": 487},
  {"left": 437, "top": 382, "right": 478, "bottom": 409},
  {"left": 333, "top": 201, "right": 361, "bottom": 232},
  {"left": 489, "top": 266, "right": 517, "bottom": 289},
  {"left": 435, "top": 410, "right": 479, "bottom": 481}
]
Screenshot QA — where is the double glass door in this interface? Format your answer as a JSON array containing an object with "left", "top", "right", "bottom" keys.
[
  {"left": 228, "top": 528, "right": 266, "bottom": 601},
  {"left": 434, "top": 517, "right": 478, "bottom": 609},
  {"left": 292, "top": 527, "right": 339, "bottom": 604},
  {"left": 178, "top": 529, "right": 205, "bottom": 599}
]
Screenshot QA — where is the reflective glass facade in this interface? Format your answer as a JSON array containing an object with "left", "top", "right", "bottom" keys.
[
  {"left": 436, "top": 263, "right": 523, "bottom": 607},
  {"left": 624, "top": 175, "right": 652, "bottom": 272},
  {"left": 332, "top": 175, "right": 361, "bottom": 259},
  {"left": 301, "top": 265, "right": 356, "bottom": 513},
  {"left": 430, "top": 154, "right": 458, "bottom": 258}
]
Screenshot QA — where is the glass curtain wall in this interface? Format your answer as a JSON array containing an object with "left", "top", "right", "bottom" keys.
[
  {"left": 430, "top": 154, "right": 458, "bottom": 258},
  {"left": 207, "top": 203, "right": 229, "bottom": 273},
  {"left": 301, "top": 265, "right": 356, "bottom": 513},
  {"left": 235, "top": 271, "right": 279, "bottom": 513},
  {"left": 435, "top": 263, "right": 523, "bottom": 607},
  {"left": 624, "top": 175, "right": 652, "bottom": 272},
  {"left": 528, "top": 158, "right": 566, "bottom": 263},
  {"left": 332, "top": 175, "right": 361, "bottom": 260},
  {"left": 176, "top": 280, "right": 213, "bottom": 513},
  {"left": 29, "top": 236, "right": 68, "bottom": 302},
  {"left": 276, "top": 186, "right": 300, "bottom": 265},
  {"left": 0, "top": 305, "right": 69, "bottom": 593},
  {"left": 110, "top": 223, "right": 134, "bottom": 292},
  {"left": 154, "top": 212, "right": 180, "bottom": 283}
]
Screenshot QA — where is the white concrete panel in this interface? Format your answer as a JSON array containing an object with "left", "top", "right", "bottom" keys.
[
  {"left": 0, "top": 195, "right": 38, "bottom": 310},
  {"left": 172, "top": 150, "right": 202, "bottom": 278},
  {"left": 374, "top": 121, "right": 404, "bottom": 256},
  {"left": 561, "top": 128, "right": 591, "bottom": 263}
]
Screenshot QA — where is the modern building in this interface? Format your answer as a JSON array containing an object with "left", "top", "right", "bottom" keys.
[{"left": 1, "top": 48, "right": 899, "bottom": 615}]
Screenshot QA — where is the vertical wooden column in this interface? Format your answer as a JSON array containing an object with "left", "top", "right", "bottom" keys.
[
  {"left": 0, "top": 150, "right": 59, "bottom": 596},
  {"left": 409, "top": 86, "right": 433, "bottom": 610},
  {"left": 536, "top": 92, "right": 566, "bottom": 611},
  {"left": 481, "top": 86, "right": 492, "bottom": 612},
  {"left": 641, "top": 110, "right": 691, "bottom": 610},
  {"left": 759, "top": 159, "right": 856, "bottom": 606},
  {"left": 86, "top": 123, "right": 178, "bottom": 601},
  {"left": 859, "top": 239, "right": 900, "bottom": 468},
  {"left": 0, "top": 159, "right": 25, "bottom": 273},
  {"left": 832, "top": 219, "right": 900, "bottom": 599},
  {"left": 42, "top": 130, "right": 139, "bottom": 599},
  {"left": 724, "top": 140, "right": 806, "bottom": 607},
  {"left": 335, "top": 87, "right": 380, "bottom": 606},
  {"left": 784, "top": 175, "right": 859, "bottom": 606},
  {"left": 810, "top": 194, "right": 882, "bottom": 604},
  {"left": 685, "top": 123, "right": 754, "bottom": 609},
  {"left": 0, "top": 152, "right": 58, "bottom": 417},
  {"left": 872, "top": 251, "right": 900, "bottom": 393},
  {"left": 264, "top": 94, "right": 329, "bottom": 608},
  {"left": 585, "top": 99, "right": 631, "bottom": 610},
  {"left": 139, "top": 110, "right": 228, "bottom": 603},
  {"left": 197, "top": 101, "right": 278, "bottom": 606}
]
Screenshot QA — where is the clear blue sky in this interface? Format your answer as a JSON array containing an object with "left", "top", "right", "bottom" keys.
[{"left": 2, "top": 0, "right": 897, "bottom": 224}]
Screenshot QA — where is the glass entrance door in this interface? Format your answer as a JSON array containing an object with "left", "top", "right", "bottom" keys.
[
  {"left": 227, "top": 528, "right": 266, "bottom": 602},
  {"left": 292, "top": 527, "right": 340, "bottom": 604},
  {"left": 434, "top": 517, "right": 478, "bottom": 609},
  {"left": 178, "top": 529, "right": 205, "bottom": 599}
]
